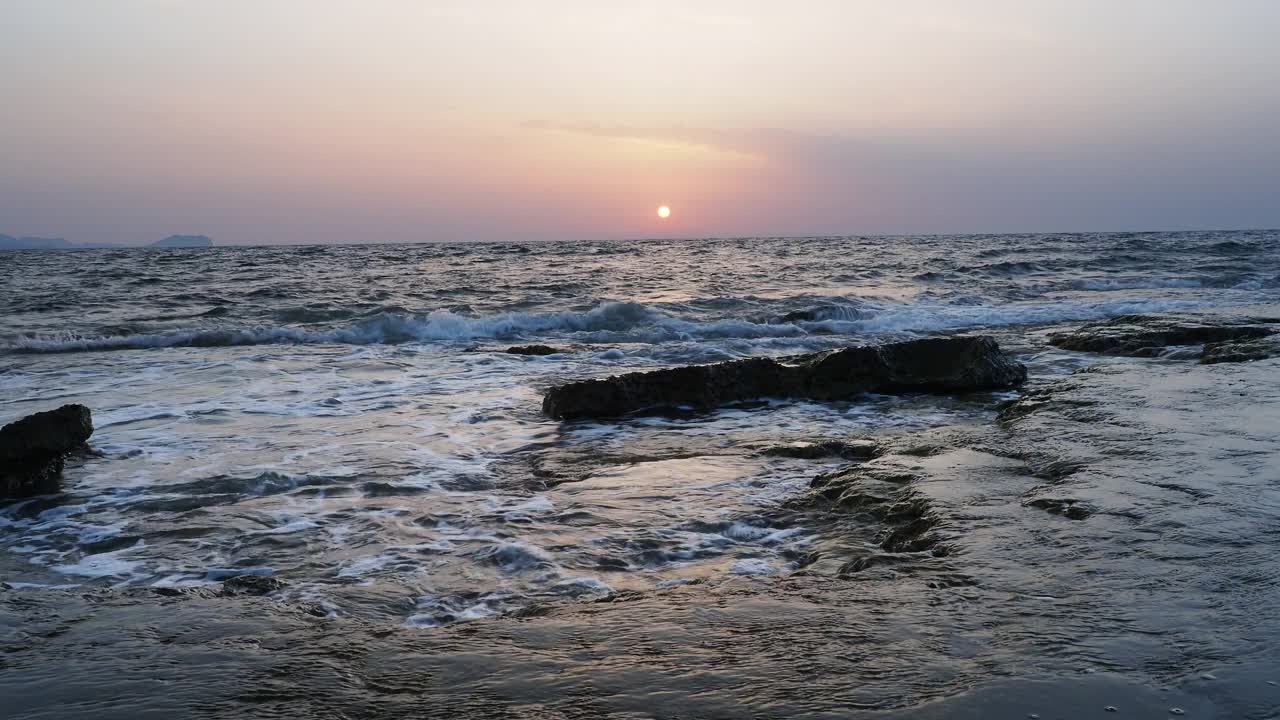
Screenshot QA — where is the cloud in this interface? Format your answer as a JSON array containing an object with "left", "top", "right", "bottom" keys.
[
  {"left": 522, "top": 116, "right": 1280, "bottom": 234},
  {"left": 521, "top": 121, "right": 764, "bottom": 157},
  {"left": 522, "top": 121, "right": 988, "bottom": 181}
]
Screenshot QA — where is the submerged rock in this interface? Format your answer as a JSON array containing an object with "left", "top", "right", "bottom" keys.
[
  {"left": 804, "top": 464, "right": 946, "bottom": 556},
  {"left": 542, "top": 336, "right": 1025, "bottom": 419},
  {"left": 466, "top": 344, "right": 570, "bottom": 356},
  {"left": 1026, "top": 497, "right": 1092, "bottom": 520},
  {"left": 761, "top": 439, "right": 881, "bottom": 460},
  {"left": 1048, "top": 314, "right": 1277, "bottom": 359},
  {"left": 222, "top": 575, "right": 287, "bottom": 595},
  {"left": 0, "top": 404, "right": 93, "bottom": 498},
  {"left": 503, "top": 344, "right": 565, "bottom": 356}
]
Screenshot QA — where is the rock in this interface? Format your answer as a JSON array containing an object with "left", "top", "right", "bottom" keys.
[
  {"left": 1048, "top": 314, "right": 1276, "bottom": 358},
  {"left": 542, "top": 336, "right": 1025, "bottom": 420},
  {"left": 773, "top": 305, "right": 867, "bottom": 324},
  {"left": 761, "top": 439, "right": 880, "bottom": 460},
  {"left": 221, "top": 575, "right": 286, "bottom": 595},
  {"left": 837, "top": 554, "right": 910, "bottom": 575},
  {"left": 506, "top": 603, "right": 553, "bottom": 619},
  {"left": 779, "top": 308, "right": 823, "bottom": 323},
  {"left": 1026, "top": 498, "right": 1092, "bottom": 520},
  {"left": 0, "top": 404, "right": 93, "bottom": 459},
  {"left": 297, "top": 602, "right": 329, "bottom": 617},
  {"left": 504, "top": 344, "right": 564, "bottom": 356},
  {"left": 1200, "top": 334, "right": 1280, "bottom": 364},
  {"left": 0, "top": 404, "right": 93, "bottom": 498},
  {"left": 465, "top": 344, "right": 569, "bottom": 356},
  {"left": 152, "top": 586, "right": 219, "bottom": 599},
  {"left": 801, "top": 464, "right": 945, "bottom": 555}
]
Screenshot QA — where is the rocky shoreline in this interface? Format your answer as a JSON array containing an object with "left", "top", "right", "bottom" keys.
[{"left": 4, "top": 309, "right": 1280, "bottom": 718}]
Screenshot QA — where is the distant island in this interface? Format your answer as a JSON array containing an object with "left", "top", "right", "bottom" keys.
[
  {"left": 0, "top": 233, "right": 214, "bottom": 250},
  {"left": 0, "top": 235, "right": 80, "bottom": 250},
  {"left": 152, "top": 234, "right": 213, "bottom": 248}
]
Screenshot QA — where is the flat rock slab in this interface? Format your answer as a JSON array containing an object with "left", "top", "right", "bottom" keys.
[
  {"left": 1048, "top": 313, "right": 1279, "bottom": 361},
  {"left": 1201, "top": 334, "right": 1280, "bottom": 364},
  {"left": 542, "top": 336, "right": 1025, "bottom": 420}
]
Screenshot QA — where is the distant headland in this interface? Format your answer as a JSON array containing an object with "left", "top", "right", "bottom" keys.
[{"left": 0, "top": 234, "right": 214, "bottom": 250}]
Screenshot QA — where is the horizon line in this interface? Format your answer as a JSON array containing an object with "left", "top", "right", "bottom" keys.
[{"left": 3, "top": 226, "right": 1277, "bottom": 250}]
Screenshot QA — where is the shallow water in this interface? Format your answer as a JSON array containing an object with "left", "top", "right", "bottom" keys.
[{"left": 2, "top": 232, "right": 1280, "bottom": 717}]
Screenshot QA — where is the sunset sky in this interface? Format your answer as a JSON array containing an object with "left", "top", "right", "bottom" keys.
[{"left": 3, "top": 1, "right": 1279, "bottom": 245}]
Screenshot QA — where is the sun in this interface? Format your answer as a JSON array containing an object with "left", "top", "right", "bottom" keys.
[{"left": 657, "top": 205, "right": 671, "bottom": 219}]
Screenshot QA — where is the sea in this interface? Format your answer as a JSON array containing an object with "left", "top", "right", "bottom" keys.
[{"left": 2, "top": 231, "right": 1279, "bottom": 718}]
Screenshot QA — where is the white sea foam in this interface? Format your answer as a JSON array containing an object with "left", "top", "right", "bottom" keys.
[
  {"left": 550, "top": 576, "right": 612, "bottom": 596},
  {"left": 250, "top": 518, "right": 319, "bottom": 535},
  {"left": 2, "top": 581, "right": 82, "bottom": 589},
  {"left": 53, "top": 547, "right": 143, "bottom": 579},
  {"left": 476, "top": 541, "right": 556, "bottom": 573},
  {"left": 731, "top": 558, "right": 777, "bottom": 576},
  {"left": 202, "top": 567, "right": 274, "bottom": 581},
  {"left": 407, "top": 591, "right": 511, "bottom": 627},
  {"left": 337, "top": 554, "right": 398, "bottom": 578},
  {"left": 487, "top": 494, "right": 554, "bottom": 516},
  {"left": 1066, "top": 278, "right": 1204, "bottom": 291},
  {"left": 407, "top": 603, "right": 501, "bottom": 628},
  {"left": 723, "top": 521, "right": 779, "bottom": 541}
]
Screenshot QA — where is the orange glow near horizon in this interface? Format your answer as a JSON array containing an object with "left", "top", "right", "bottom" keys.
[{"left": 4, "top": 2, "right": 1278, "bottom": 244}]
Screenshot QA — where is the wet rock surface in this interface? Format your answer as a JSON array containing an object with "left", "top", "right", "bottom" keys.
[
  {"left": 464, "top": 344, "right": 570, "bottom": 356},
  {"left": 221, "top": 575, "right": 287, "bottom": 596},
  {"left": 805, "top": 463, "right": 946, "bottom": 558},
  {"left": 543, "top": 336, "right": 1027, "bottom": 419},
  {"left": 6, "top": 301, "right": 1280, "bottom": 718},
  {"left": 1025, "top": 497, "right": 1093, "bottom": 519},
  {"left": 1047, "top": 313, "right": 1278, "bottom": 360},
  {"left": 518, "top": 447, "right": 734, "bottom": 489},
  {"left": 0, "top": 404, "right": 93, "bottom": 498},
  {"left": 760, "top": 439, "right": 881, "bottom": 461},
  {"left": 1201, "top": 334, "right": 1280, "bottom": 364},
  {"left": 3, "top": 349, "right": 1280, "bottom": 718},
  {"left": 502, "top": 344, "right": 565, "bottom": 356}
]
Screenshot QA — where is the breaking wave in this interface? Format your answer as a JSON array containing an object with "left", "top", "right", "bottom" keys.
[
  {"left": 1065, "top": 277, "right": 1205, "bottom": 291},
  {"left": 5, "top": 296, "right": 1233, "bottom": 354}
]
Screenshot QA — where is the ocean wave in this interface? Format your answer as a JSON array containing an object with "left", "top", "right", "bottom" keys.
[
  {"left": 1064, "top": 276, "right": 1276, "bottom": 291},
  {"left": 770, "top": 303, "right": 872, "bottom": 323},
  {"left": 1066, "top": 278, "right": 1204, "bottom": 291},
  {"left": 968, "top": 260, "right": 1054, "bottom": 276},
  {"left": 271, "top": 306, "right": 358, "bottom": 324},
  {"left": 824, "top": 297, "right": 1213, "bottom": 334},
  {"left": 7, "top": 301, "right": 841, "bottom": 354},
  {"left": 3, "top": 296, "right": 1251, "bottom": 354},
  {"left": 2, "top": 303, "right": 674, "bottom": 352},
  {"left": 1206, "top": 240, "right": 1262, "bottom": 254}
]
